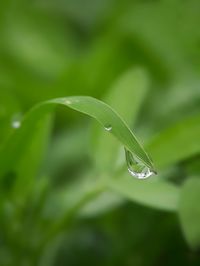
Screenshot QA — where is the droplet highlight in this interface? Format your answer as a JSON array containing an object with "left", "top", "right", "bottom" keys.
[
  {"left": 65, "top": 100, "right": 72, "bottom": 105},
  {"left": 12, "top": 120, "right": 21, "bottom": 129},
  {"left": 104, "top": 125, "right": 112, "bottom": 131},
  {"left": 125, "top": 148, "right": 156, "bottom": 179}
]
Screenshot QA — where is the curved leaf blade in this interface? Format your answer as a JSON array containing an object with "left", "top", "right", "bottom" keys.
[
  {"left": 51, "top": 96, "right": 155, "bottom": 171},
  {"left": 0, "top": 96, "right": 155, "bottom": 179}
]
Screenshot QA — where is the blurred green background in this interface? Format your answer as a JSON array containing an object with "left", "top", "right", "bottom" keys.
[{"left": 1, "top": 0, "right": 200, "bottom": 265}]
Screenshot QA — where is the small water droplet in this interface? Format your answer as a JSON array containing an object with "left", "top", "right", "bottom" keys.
[
  {"left": 12, "top": 120, "right": 21, "bottom": 129},
  {"left": 104, "top": 125, "right": 112, "bottom": 131},
  {"left": 11, "top": 113, "right": 22, "bottom": 129},
  {"left": 65, "top": 100, "right": 72, "bottom": 105},
  {"left": 125, "top": 148, "right": 156, "bottom": 179}
]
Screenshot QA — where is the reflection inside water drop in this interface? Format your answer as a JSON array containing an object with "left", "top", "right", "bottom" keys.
[
  {"left": 104, "top": 125, "right": 112, "bottom": 131},
  {"left": 125, "top": 148, "right": 156, "bottom": 179}
]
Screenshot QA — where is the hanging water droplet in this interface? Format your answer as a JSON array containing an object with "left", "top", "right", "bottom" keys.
[
  {"left": 12, "top": 120, "right": 21, "bottom": 129},
  {"left": 104, "top": 125, "right": 112, "bottom": 131},
  {"left": 125, "top": 148, "right": 156, "bottom": 179}
]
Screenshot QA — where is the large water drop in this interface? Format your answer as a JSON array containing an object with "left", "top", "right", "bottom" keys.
[{"left": 125, "top": 148, "right": 156, "bottom": 179}]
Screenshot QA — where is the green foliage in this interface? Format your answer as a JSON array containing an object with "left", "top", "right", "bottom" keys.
[
  {"left": 179, "top": 178, "right": 200, "bottom": 248},
  {"left": 1, "top": 0, "right": 200, "bottom": 265},
  {"left": 148, "top": 114, "right": 200, "bottom": 170},
  {"left": 109, "top": 174, "right": 179, "bottom": 212}
]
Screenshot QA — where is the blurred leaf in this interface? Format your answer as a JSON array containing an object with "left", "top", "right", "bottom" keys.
[
  {"left": 1, "top": 8, "right": 73, "bottom": 78},
  {"left": 104, "top": 68, "right": 149, "bottom": 124},
  {"left": 179, "top": 178, "right": 200, "bottom": 248},
  {"left": 147, "top": 113, "right": 200, "bottom": 170},
  {"left": 0, "top": 89, "right": 21, "bottom": 148},
  {"left": 109, "top": 174, "right": 179, "bottom": 212},
  {"left": 94, "top": 67, "right": 149, "bottom": 172},
  {"left": 13, "top": 114, "right": 53, "bottom": 200},
  {"left": 80, "top": 190, "right": 124, "bottom": 217},
  {"left": 0, "top": 104, "right": 54, "bottom": 179},
  {"left": 44, "top": 126, "right": 90, "bottom": 178},
  {"left": 121, "top": 0, "right": 200, "bottom": 76},
  {"left": 81, "top": 34, "right": 140, "bottom": 96}
]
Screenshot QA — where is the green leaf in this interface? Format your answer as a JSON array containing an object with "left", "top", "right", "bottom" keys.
[
  {"left": 178, "top": 178, "right": 200, "bottom": 248},
  {"left": 13, "top": 114, "right": 53, "bottom": 200},
  {"left": 101, "top": 68, "right": 149, "bottom": 124},
  {"left": 0, "top": 96, "right": 155, "bottom": 179},
  {"left": 94, "top": 67, "right": 149, "bottom": 171},
  {"left": 0, "top": 104, "right": 55, "bottom": 179},
  {"left": 0, "top": 89, "right": 21, "bottom": 148},
  {"left": 147, "top": 113, "right": 200, "bottom": 170},
  {"left": 80, "top": 190, "right": 124, "bottom": 217},
  {"left": 109, "top": 173, "right": 179, "bottom": 211},
  {"left": 51, "top": 96, "right": 154, "bottom": 170},
  {"left": 44, "top": 126, "right": 90, "bottom": 177}
]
